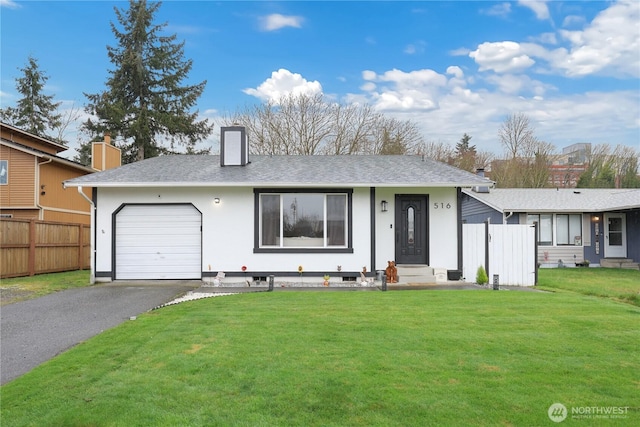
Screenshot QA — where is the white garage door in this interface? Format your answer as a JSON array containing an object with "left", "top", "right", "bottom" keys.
[{"left": 115, "top": 204, "right": 202, "bottom": 280}]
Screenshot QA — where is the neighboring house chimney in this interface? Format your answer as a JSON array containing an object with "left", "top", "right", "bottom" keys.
[
  {"left": 473, "top": 168, "right": 490, "bottom": 193},
  {"left": 220, "top": 126, "right": 249, "bottom": 166},
  {"left": 91, "top": 132, "right": 122, "bottom": 171}
]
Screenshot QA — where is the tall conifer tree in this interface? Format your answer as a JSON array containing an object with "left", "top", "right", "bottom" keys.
[
  {"left": 83, "top": 0, "right": 213, "bottom": 163},
  {"left": 0, "top": 56, "right": 62, "bottom": 139}
]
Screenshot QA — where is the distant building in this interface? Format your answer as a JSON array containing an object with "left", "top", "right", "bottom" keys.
[
  {"left": 549, "top": 143, "right": 591, "bottom": 188},
  {"left": 548, "top": 163, "right": 588, "bottom": 188}
]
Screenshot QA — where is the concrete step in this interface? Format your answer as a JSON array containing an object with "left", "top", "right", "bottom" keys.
[
  {"left": 394, "top": 265, "right": 436, "bottom": 284},
  {"left": 600, "top": 258, "right": 634, "bottom": 268},
  {"left": 620, "top": 262, "right": 640, "bottom": 270}
]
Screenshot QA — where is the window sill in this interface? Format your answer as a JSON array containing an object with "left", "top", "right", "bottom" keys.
[{"left": 254, "top": 248, "right": 354, "bottom": 254}]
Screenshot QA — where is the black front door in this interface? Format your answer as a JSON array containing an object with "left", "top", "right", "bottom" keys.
[{"left": 395, "top": 195, "right": 428, "bottom": 264}]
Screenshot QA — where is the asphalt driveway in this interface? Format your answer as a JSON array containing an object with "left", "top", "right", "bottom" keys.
[{"left": 1, "top": 281, "right": 199, "bottom": 385}]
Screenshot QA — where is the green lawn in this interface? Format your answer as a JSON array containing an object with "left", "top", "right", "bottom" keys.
[
  {"left": 538, "top": 267, "right": 640, "bottom": 306},
  {"left": 0, "top": 270, "right": 91, "bottom": 306},
  {"left": 1, "top": 274, "right": 639, "bottom": 426}
]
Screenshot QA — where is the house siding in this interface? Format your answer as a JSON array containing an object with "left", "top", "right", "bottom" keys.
[
  {"left": 461, "top": 192, "right": 503, "bottom": 224},
  {"left": 538, "top": 245, "right": 584, "bottom": 267},
  {"left": 624, "top": 209, "right": 640, "bottom": 262},
  {"left": 0, "top": 146, "right": 36, "bottom": 208},
  {"left": 94, "top": 185, "right": 461, "bottom": 281},
  {"left": 39, "top": 162, "right": 92, "bottom": 225}
]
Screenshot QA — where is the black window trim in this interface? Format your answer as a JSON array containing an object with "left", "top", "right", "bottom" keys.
[{"left": 253, "top": 188, "right": 354, "bottom": 254}]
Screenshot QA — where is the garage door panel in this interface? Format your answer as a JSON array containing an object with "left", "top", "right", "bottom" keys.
[{"left": 115, "top": 204, "right": 202, "bottom": 280}]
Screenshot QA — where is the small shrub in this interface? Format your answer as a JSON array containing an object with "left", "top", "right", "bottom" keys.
[{"left": 476, "top": 265, "right": 488, "bottom": 285}]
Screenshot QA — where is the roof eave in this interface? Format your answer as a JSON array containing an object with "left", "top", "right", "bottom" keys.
[{"left": 63, "top": 181, "right": 490, "bottom": 188}]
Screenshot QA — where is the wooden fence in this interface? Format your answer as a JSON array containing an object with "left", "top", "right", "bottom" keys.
[{"left": 0, "top": 218, "right": 90, "bottom": 278}]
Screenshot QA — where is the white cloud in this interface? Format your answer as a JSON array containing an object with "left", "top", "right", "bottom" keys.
[
  {"left": 343, "top": 62, "right": 638, "bottom": 154},
  {"left": 374, "top": 69, "right": 448, "bottom": 88},
  {"left": 360, "top": 82, "right": 376, "bottom": 92},
  {"left": 483, "top": 73, "right": 553, "bottom": 97},
  {"left": 0, "top": 90, "right": 15, "bottom": 102},
  {"left": 518, "top": 0, "right": 550, "bottom": 20},
  {"left": 530, "top": 32, "right": 557, "bottom": 45},
  {"left": 469, "top": 41, "right": 535, "bottom": 73},
  {"left": 551, "top": 0, "right": 640, "bottom": 77},
  {"left": 259, "top": 14, "right": 304, "bottom": 31},
  {"left": 356, "top": 68, "right": 454, "bottom": 112},
  {"left": 404, "top": 41, "right": 426, "bottom": 55},
  {"left": 243, "top": 69, "right": 322, "bottom": 102},
  {"left": 562, "top": 15, "right": 585, "bottom": 28},
  {"left": 446, "top": 66, "right": 464, "bottom": 80},
  {"left": 449, "top": 47, "right": 471, "bottom": 56},
  {"left": 481, "top": 2, "right": 512, "bottom": 18},
  {"left": 0, "top": 0, "right": 20, "bottom": 9},
  {"left": 362, "top": 70, "right": 377, "bottom": 81}
]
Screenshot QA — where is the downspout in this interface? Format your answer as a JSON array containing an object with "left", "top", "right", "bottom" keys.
[
  {"left": 36, "top": 158, "right": 53, "bottom": 220},
  {"left": 75, "top": 186, "right": 96, "bottom": 284},
  {"left": 503, "top": 211, "right": 513, "bottom": 224}
]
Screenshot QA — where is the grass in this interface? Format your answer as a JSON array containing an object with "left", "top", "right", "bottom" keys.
[
  {"left": 1, "top": 273, "right": 639, "bottom": 426},
  {"left": 538, "top": 267, "right": 640, "bottom": 306},
  {"left": 0, "top": 270, "right": 91, "bottom": 306}
]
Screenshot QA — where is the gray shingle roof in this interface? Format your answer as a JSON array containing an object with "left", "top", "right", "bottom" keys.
[
  {"left": 462, "top": 188, "right": 640, "bottom": 212},
  {"left": 64, "top": 155, "right": 493, "bottom": 188}
]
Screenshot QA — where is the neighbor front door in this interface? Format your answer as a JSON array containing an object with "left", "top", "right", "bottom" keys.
[
  {"left": 395, "top": 195, "right": 428, "bottom": 265},
  {"left": 604, "top": 213, "right": 626, "bottom": 258}
]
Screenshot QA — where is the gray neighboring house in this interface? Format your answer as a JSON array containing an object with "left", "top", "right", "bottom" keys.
[
  {"left": 63, "top": 132, "right": 493, "bottom": 284},
  {"left": 461, "top": 187, "right": 640, "bottom": 268}
]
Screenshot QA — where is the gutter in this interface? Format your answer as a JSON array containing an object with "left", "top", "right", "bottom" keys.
[{"left": 62, "top": 181, "right": 495, "bottom": 189}]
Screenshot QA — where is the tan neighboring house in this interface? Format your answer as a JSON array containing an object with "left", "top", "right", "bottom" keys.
[{"left": 0, "top": 122, "right": 120, "bottom": 225}]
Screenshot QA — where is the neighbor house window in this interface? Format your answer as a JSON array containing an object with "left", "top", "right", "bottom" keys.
[
  {"left": 527, "top": 214, "right": 552, "bottom": 246},
  {"left": 556, "top": 214, "right": 582, "bottom": 245},
  {"left": 0, "top": 160, "right": 7, "bottom": 185},
  {"left": 255, "top": 189, "right": 352, "bottom": 253}
]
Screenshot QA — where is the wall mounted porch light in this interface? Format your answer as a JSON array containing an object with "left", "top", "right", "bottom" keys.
[
  {"left": 214, "top": 197, "right": 221, "bottom": 204},
  {"left": 381, "top": 200, "right": 388, "bottom": 212}
]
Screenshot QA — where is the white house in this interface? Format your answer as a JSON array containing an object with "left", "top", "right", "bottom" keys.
[{"left": 64, "top": 127, "right": 493, "bottom": 284}]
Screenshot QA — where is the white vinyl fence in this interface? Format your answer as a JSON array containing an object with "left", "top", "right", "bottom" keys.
[{"left": 463, "top": 223, "right": 537, "bottom": 286}]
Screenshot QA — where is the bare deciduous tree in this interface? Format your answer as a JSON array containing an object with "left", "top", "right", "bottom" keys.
[
  {"left": 418, "top": 140, "right": 455, "bottom": 163},
  {"left": 492, "top": 113, "right": 556, "bottom": 187},
  {"left": 578, "top": 144, "right": 640, "bottom": 188},
  {"left": 498, "top": 112, "right": 536, "bottom": 159},
  {"left": 223, "top": 93, "right": 424, "bottom": 155}
]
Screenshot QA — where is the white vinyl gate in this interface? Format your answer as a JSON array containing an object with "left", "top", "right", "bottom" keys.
[
  {"left": 115, "top": 204, "right": 202, "bottom": 280},
  {"left": 463, "top": 223, "right": 537, "bottom": 286}
]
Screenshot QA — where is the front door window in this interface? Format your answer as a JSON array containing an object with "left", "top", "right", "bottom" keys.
[
  {"left": 608, "top": 217, "right": 622, "bottom": 246},
  {"left": 407, "top": 207, "right": 415, "bottom": 244},
  {"left": 604, "top": 213, "right": 626, "bottom": 258}
]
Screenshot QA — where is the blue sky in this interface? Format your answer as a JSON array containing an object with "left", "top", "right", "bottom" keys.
[{"left": 1, "top": 0, "right": 639, "bottom": 158}]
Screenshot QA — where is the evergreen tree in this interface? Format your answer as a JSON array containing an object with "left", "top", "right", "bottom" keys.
[
  {"left": 453, "top": 133, "right": 477, "bottom": 172},
  {"left": 455, "top": 133, "right": 476, "bottom": 155},
  {"left": 82, "top": 0, "right": 213, "bottom": 163},
  {"left": 0, "top": 56, "right": 62, "bottom": 139}
]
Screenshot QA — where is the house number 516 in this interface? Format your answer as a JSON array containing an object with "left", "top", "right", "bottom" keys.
[{"left": 434, "top": 203, "right": 451, "bottom": 209}]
